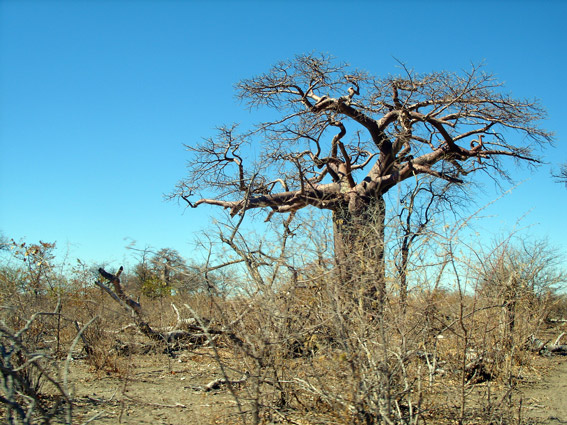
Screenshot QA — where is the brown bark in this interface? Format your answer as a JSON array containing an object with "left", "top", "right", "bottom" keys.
[
  {"left": 173, "top": 55, "right": 553, "bottom": 312},
  {"left": 96, "top": 267, "right": 248, "bottom": 351},
  {"left": 399, "top": 241, "right": 410, "bottom": 312},
  {"left": 96, "top": 267, "right": 163, "bottom": 341},
  {"left": 333, "top": 195, "right": 386, "bottom": 313}
]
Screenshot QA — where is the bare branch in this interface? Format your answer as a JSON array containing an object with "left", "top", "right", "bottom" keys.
[{"left": 172, "top": 54, "right": 552, "bottom": 225}]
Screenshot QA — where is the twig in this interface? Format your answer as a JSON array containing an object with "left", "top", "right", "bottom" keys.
[
  {"left": 122, "top": 394, "right": 187, "bottom": 408},
  {"left": 80, "top": 410, "right": 107, "bottom": 425},
  {"left": 189, "top": 372, "right": 250, "bottom": 392}
]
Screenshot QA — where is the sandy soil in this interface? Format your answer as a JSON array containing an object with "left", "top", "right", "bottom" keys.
[
  {"left": 62, "top": 350, "right": 567, "bottom": 425},
  {"left": 68, "top": 350, "right": 243, "bottom": 425},
  {"left": 521, "top": 356, "right": 567, "bottom": 425}
]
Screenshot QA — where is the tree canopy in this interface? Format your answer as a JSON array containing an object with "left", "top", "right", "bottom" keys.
[
  {"left": 174, "top": 54, "right": 552, "bottom": 222},
  {"left": 173, "top": 54, "right": 553, "bottom": 308}
]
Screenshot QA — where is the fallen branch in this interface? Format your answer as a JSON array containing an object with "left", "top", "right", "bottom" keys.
[
  {"left": 95, "top": 267, "right": 218, "bottom": 352},
  {"left": 122, "top": 394, "right": 187, "bottom": 408},
  {"left": 95, "top": 267, "right": 162, "bottom": 341},
  {"left": 528, "top": 334, "right": 567, "bottom": 356},
  {"left": 188, "top": 371, "right": 250, "bottom": 392}
]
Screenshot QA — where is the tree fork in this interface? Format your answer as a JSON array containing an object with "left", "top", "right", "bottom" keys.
[{"left": 173, "top": 54, "right": 553, "bottom": 314}]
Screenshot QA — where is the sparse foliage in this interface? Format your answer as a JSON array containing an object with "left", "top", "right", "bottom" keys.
[
  {"left": 1, "top": 54, "right": 562, "bottom": 425},
  {"left": 130, "top": 247, "right": 206, "bottom": 298},
  {"left": 554, "top": 162, "right": 567, "bottom": 186},
  {"left": 173, "top": 53, "right": 553, "bottom": 310},
  {"left": 1, "top": 240, "right": 59, "bottom": 297}
]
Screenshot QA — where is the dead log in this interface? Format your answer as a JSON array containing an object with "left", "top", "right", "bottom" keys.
[
  {"left": 95, "top": 267, "right": 211, "bottom": 351},
  {"left": 527, "top": 334, "right": 567, "bottom": 356},
  {"left": 546, "top": 344, "right": 567, "bottom": 355}
]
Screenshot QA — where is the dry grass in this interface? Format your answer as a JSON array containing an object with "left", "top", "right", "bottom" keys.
[{"left": 2, "top": 229, "right": 566, "bottom": 424}]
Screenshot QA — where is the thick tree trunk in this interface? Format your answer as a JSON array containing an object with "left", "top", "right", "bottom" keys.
[{"left": 333, "top": 195, "right": 386, "bottom": 313}]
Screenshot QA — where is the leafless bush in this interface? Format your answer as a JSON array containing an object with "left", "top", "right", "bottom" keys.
[
  {"left": 18, "top": 208, "right": 557, "bottom": 424},
  {"left": 180, "top": 205, "right": 565, "bottom": 425},
  {"left": 178, "top": 212, "right": 419, "bottom": 424},
  {"left": 0, "top": 303, "right": 96, "bottom": 425},
  {"left": 547, "top": 293, "right": 567, "bottom": 322}
]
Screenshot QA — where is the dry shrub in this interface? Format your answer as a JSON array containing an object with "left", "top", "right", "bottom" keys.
[
  {"left": 78, "top": 317, "right": 127, "bottom": 375},
  {"left": 547, "top": 293, "right": 567, "bottom": 322},
  {"left": 3, "top": 226, "right": 559, "bottom": 424},
  {"left": 0, "top": 301, "right": 98, "bottom": 425},
  {"left": 183, "top": 216, "right": 566, "bottom": 425}
]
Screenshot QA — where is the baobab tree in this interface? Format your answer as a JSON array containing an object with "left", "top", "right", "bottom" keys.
[{"left": 173, "top": 53, "right": 553, "bottom": 309}]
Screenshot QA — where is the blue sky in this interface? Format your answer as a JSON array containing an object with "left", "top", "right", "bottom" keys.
[{"left": 1, "top": 0, "right": 566, "bottom": 267}]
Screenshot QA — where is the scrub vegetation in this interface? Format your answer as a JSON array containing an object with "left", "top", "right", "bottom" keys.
[
  {"left": 1, "top": 213, "right": 566, "bottom": 424},
  {"left": 2, "top": 55, "right": 566, "bottom": 424}
]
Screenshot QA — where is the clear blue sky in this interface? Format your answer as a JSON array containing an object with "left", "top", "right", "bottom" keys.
[{"left": 1, "top": 0, "right": 566, "bottom": 267}]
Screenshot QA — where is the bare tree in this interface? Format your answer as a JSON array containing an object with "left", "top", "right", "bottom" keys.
[
  {"left": 173, "top": 53, "right": 553, "bottom": 309},
  {"left": 554, "top": 162, "right": 567, "bottom": 186},
  {"left": 134, "top": 248, "right": 192, "bottom": 297},
  {"left": 393, "top": 177, "right": 455, "bottom": 312}
]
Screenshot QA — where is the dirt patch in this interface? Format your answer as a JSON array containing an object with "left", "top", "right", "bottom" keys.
[
  {"left": 68, "top": 350, "right": 243, "bottom": 425},
  {"left": 67, "top": 353, "right": 567, "bottom": 425},
  {"left": 521, "top": 357, "right": 567, "bottom": 424}
]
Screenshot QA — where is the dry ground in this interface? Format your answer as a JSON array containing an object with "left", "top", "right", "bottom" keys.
[
  {"left": 68, "top": 349, "right": 242, "bottom": 425},
  {"left": 521, "top": 356, "right": 567, "bottom": 425},
  {"left": 60, "top": 349, "right": 567, "bottom": 425}
]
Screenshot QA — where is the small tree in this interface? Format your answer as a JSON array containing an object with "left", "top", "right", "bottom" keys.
[
  {"left": 131, "top": 248, "right": 202, "bottom": 298},
  {"left": 554, "top": 162, "right": 567, "bottom": 186},
  {"left": 0, "top": 239, "right": 60, "bottom": 301},
  {"left": 478, "top": 238, "right": 566, "bottom": 348},
  {"left": 393, "top": 177, "right": 457, "bottom": 311},
  {"left": 174, "top": 54, "right": 553, "bottom": 309}
]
